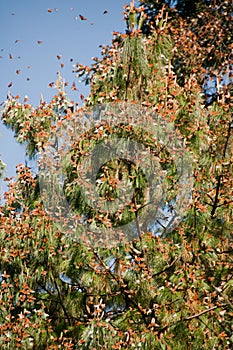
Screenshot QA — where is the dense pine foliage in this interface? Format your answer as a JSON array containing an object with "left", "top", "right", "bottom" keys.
[{"left": 0, "top": 1, "right": 232, "bottom": 349}]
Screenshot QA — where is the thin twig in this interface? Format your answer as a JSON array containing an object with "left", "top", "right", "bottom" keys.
[{"left": 184, "top": 304, "right": 226, "bottom": 321}]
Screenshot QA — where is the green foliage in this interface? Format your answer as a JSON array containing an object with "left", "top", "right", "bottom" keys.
[
  {"left": 63, "top": 115, "right": 180, "bottom": 231},
  {"left": 76, "top": 25, "right": 174, "bottom": 105},
  {"left": 0, "top": 1, "right": 233, "bottom": 349},
  {"left": 0, "top": 158, "right": 5, "bottom": 179}
]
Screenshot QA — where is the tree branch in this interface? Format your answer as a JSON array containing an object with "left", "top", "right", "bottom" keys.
[
  {"left": 53, "top": 278, "right": 72, "bottom": 327},
  {"left": 184, "top": 304, "right": 227, "bottom": 321}
]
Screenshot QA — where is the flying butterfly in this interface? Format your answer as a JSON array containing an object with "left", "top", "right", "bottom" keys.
[
  {"left": 71, "top": 82, "right": 78, "bottom": 91},
  {"left": 79, "top": 14, "right": 87, "bottom": 21}
]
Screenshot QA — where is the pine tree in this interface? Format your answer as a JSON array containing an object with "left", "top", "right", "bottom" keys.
[{"left": 0, "top": 1, "right": 232, "bottom": 349}]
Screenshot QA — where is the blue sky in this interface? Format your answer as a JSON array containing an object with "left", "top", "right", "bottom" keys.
[{"left": 0, "top": 0, "right": 129, "bottom": 197}]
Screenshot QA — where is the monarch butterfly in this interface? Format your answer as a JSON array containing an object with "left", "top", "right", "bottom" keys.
[
  {"left": 71, "top": 82, "right": 78, "bottom": 91},
  {"left": 79, "top": 14, "right": 87, "bottom": 21}
]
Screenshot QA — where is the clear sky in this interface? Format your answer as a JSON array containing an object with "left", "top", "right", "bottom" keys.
[{"left": 0, "top": 0, "right": 129, "bottom": 198}]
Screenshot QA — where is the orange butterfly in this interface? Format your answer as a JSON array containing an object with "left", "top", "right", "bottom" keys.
[
  {"left": 79, "top": 14, "right": 87, "bottom": 21},
  {"left": 71, "top": 82, "right": 78, "bottom": 91}
]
